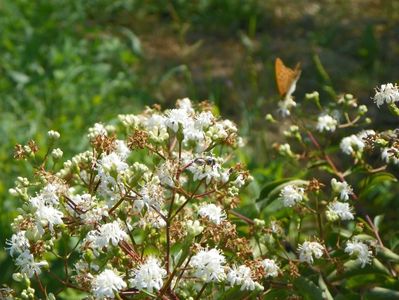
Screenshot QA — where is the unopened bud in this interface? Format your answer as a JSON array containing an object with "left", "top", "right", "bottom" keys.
[{"left": 47, "top": 130, "right": 60, "bottom": 139}]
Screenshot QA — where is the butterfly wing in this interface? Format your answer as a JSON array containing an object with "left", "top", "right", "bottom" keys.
[{"left": 275, "top": 58, "right": 301, "bottom": 98}]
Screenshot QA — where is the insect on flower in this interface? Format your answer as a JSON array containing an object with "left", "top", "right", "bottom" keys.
[{"left": 275, "top": 57, "right": 301, "bottom": 100}]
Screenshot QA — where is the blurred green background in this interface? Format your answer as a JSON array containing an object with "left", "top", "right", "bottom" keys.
[{"left": 1, "top": 0, "right": 399, "bottom": 290}]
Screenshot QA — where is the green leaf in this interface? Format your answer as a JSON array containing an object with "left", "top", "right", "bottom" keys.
[
  {"left": 218, "top": 286, "right": 247, "bottom": 299},
  {"left": 376, "top": 246, "right": 399, "bottom": 262},
  {"left": 318, "top": 275, "right": 333, "bottom": 300},
  {"left": 359, "top": 172, "right": 397, "bottom": 199},
  {"left": 293, "top": 276, "right": 324, "bottom": 300},
  {"left": 327, "top": 258, "right": 390, "bottom": 281},
  {"left": 120, "top": 27, "right": 142, "bottom": 56},
  {"left": 374, "top": 215, "right": 384, "bottom": 231},
  {"left": 364, "top": 287, "right": 399, "bottom": 299},
  {"left": 8, "top": 70, "right": 30, "bottom": 85}
]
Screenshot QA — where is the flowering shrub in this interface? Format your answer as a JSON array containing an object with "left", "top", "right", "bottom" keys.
[{"left": 5, "top": 84, "right": 399, "bottom": 299}]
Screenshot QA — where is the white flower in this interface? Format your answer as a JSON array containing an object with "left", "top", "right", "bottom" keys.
[
  {"left": 190, "top": 248, "right": 226, "bottom": 282},
  {"left": 6, "top": 231, "right": 30, "bottom": 257},
  {"left": 187, "top": 157, "right": 221, "bottom": 184},
  {"left": 157, "top": 161, "right": 176, "bottom": 187},
  {"left": 372, "top": 83, "right": 399, "bottom": 107},
  {"left": 357, "top": 129, "right": 376, "bottom": 140},
  {"left": 91, "top": 269, "right": 127, "bottom": 299},
  {"left": 115, "top": 140, "right": 130, "bottom": 159},
  {"left": 88, "top": 123, "right": 108, "bottom": 139},
  {"left": 15, "top": 251, "right": 48, "bottom": 278},
  {"left": 80, "top": 206, "right": 109, "bottom": 225},
  {"left": 381, "top": 147, "right": 399, "bottom": 165},
  {"left": 183, "top": 123, "right": 205, "bottom": 144},
  {"left": 278, "top": 96, "right": 297, "bottom": 117},
  {"left": 41, "top": 183, "right": 62, "bottom": 205},
  {"left": 207, "top": 123, "right": 228, "bottom": 140},
  {"left": 69, "top": 193, "right": 94, "bottom": 214},
  {"left": 139, "top": 209, "right": 167, "bottom": 229},
  {"left": 298, "top": 241, "right": 324, "bottom": 264},
  {"left": 185, "top": 220, "right": 204, "bottom": 236},
  {"left": 232, "top": 174, "right": 246, "bottom": 188},
  {"left": 118, "top": 114, "right": 139, "bottom": 128},
  {"left": 331, "top": 178, "right": 353, "bottom": 201},
  {"left": 195, "top": 111, "right": 214, "bottom": 129},
  {"left": 227, "top": 265, "right": 260, "bottom": 291},
  {"left": 261, "top": 259, "right": 279, "bottom": 278},
  {"left": 326, "top": 201, "right": 354, "bottom": 221},
  {"left": 85, "top": 221, "right": 128, "bottom": 252},
  {"left": 221, "top": 119, "right": 238, "bottom": 133},
  {"left": 280, "top": 185, "right": 305, "bottom": 207},
  {"left": 198, "top": 203, "right": 226, "bottom": 225},
  {"left": 34, "top": 204, "right": 64, "bottom": 233},
  {"left": 98, "top": 152, "right": 128, "bottom": 174},
  {"left": 316, "top": 114, "right": 338, "bottom": 132},
  {"left": 345, "top": 240, "right": 372, "bottom": 267},
  {"left": 165, "top": 108, "right": 192, "bottom": 132},
  {"left": 279, "top": 143, "right": 294, "bottom": 157},
  {"left": 340, "top": 134, "right": 365, "bottom": 155},
  {"left": 51, "top": 148, "right": 63, "bottom": 159},
  {"left": 129, "top": 257, "right": 166, "bottom": 292},
  {"left": 145, "top": 114, "right": 169, "bottom": 143},
  {"left": 135, "top": 177, "right": 164, "bottom": 211},
  {"left": 47, "top": 130, "right": 60, "bottom": 139},
  {"left": 176, "top": 97, "right": 194, "bottom": 113}
]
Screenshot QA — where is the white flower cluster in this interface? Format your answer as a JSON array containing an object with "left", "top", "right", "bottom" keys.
[
  {"left": 345, "top": 239, "right": 372, "bottom": 267},
  {"left": 83, "top": 221, "right": 128, "bottom": 255},
  {"left": 326, "top": 179, "right": 355, "bottom": 221},
  {"left": 381, "top": 146, "right": 399, "bottom": 165},
  {"left": 8, "top": 99, "right": 255, "bottom": 299},
  {"left": 190, "top": 248, "right": 226, "bottom": 282},
  {"left": 298, "top": 241, "right": 324, "bottom": 264},
  {"left": 316, "top": 114, "right": 338, "bottom": 132},
  {"left": 198, "top": 203, "right": 226, "bottom": 224},
  {"left": 261, "top": 259, "right": 280, "bottom": 278},
  {"left": 340, "top": 130, "right": 375, "bottom": 155},
  {"left": 227, "top": 265, "right": 263, "bottom": 291},
  {"left": 129, "top": 257, "right": 166, "bottom": 292},
  {"left": 92, "top": 269, "right": 127, "bottom": 299},
  {"left": 280, "top": 184, "right": 305, "bottom": 207},
  {"left": 372, "top": 83, "right": 399, "bottom": 107}
]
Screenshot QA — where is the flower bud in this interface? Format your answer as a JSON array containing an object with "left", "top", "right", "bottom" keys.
[
  {"left": 51, "top": 148, "right": 63, "bottom": 159},
  {"left": 358, "top": 105, "right": 368, "bottom": 115},
  {"left": 254, "top": 218, "right": 265, "bottom": 227},
  {"left": 47, "top": 130, "right": 60, "bottom": 139},
  {"left": 9, "top": 188, "right": 18, "bottom": 196},
  {"left": 305, "top": 91, "right": 319, "bottom": 101},
  {"left": 265, "top": 114, "right": 276, "bottom": 123},
  {"left": 47, "top": 293, "right": 56, "bottom": 300},
  {"left": 185, "top": 220, "right": 204, "bottom": 236},
  {"left": 12, "top": 273, "right": 23, "bottom": 282}
]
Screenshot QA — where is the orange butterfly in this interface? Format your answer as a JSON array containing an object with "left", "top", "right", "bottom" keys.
[{"left": 275, "top": 57, "right": 301, "bottom": 99}]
